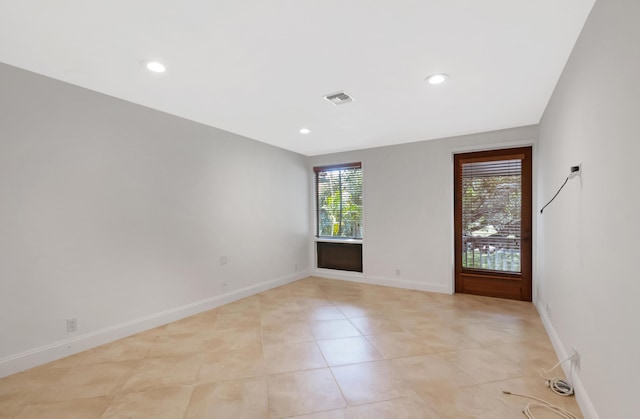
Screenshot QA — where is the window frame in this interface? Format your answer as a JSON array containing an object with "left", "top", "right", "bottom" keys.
[
  {"left": 453, "top": 146, "right": 533, "bottom": 301},
  {"left": 314, "top": 162, "right": 363, "bottom": 240}
]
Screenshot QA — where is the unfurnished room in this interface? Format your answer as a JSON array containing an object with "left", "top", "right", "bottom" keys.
[{"left": 0, "top": 1, "right": 638, "bottom": 418}]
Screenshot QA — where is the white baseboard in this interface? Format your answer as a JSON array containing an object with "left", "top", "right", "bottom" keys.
[
  {"left": 365, "top": 275, "right": 452, "bottom": 294},
  {"left": 312, "top": 269, "right": 451, "bottom": 295},
  {"left": 536, "top": 302, "right": 600, "bottom": 419},
  {"left": 0, "top": 270, "right": 308, "bottom": 379},
  {"left": 312, "top": 268, "right": 365, "bottom": 282}
]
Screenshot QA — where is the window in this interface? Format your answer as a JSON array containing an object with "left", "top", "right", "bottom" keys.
[
  {"left": 454, "top": 146, "right": 532, "bottom": 301},
  {"left": 460, "top": 158, "right": 522, "bottom": 272},
  {"left": 314, "top": 163, "right": 363, "bottom": 239}
]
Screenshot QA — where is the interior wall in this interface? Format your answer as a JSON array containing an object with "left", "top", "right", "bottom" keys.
[
  {"left": 536, "top": 0, "right": 639, "bottom": 417},
  {"left": 309, "top": 125, "right": 537, "bottom": 294},
  {"left": 0, "top": 63, "right": 310, "bottom": 374}
]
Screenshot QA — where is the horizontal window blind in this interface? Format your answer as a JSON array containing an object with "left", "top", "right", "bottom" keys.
[
  {"left": 314, "top": 163, "right": 362, "bottom": 239},
  {"left": 460, "top": 158, "right": 522, "bottom": 273}
]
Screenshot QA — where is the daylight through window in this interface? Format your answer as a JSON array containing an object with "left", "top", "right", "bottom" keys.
[
  {"left": 461, "top": 158, "right": 522, "bottom": 272},
  {"left": 314, "top": 163, "right": 363, "bottom": 239}
]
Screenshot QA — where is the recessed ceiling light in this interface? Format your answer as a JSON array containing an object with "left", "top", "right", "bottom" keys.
[
  {"left": 426, "top": 73, "right": 448, "bottom": 85},
  {"left": 299, "top": 128, "right": 311, "bottom": 134},
  {"left": 145, "top": 61, "right": 166, "bottom": 73}
]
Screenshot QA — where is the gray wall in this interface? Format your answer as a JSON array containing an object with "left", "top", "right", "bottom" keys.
[
  {"left": 537, "top": 0, "right": 640, "bottom": 417},
  {"left": 310, "top": 125, "right": 537, "bottom": 293},
  {"left": 0, "top": 63, "right": 310, "bottom": 371}
]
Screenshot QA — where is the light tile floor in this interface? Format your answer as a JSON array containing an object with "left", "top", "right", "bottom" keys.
[{"left": 0, "top": 277, "right": 583, "bottom": 418}]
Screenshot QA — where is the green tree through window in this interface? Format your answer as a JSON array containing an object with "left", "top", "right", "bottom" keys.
[
  {"left": 461, "top": 159, "right": 522, "bottom": 272},
  {"left": 314, "top": 163, "right": 362, "bottom": 238}
]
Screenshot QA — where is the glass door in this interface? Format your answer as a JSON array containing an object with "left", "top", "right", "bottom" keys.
[{"left": 454, "top": 147, "right": 532, "bottom": 301}]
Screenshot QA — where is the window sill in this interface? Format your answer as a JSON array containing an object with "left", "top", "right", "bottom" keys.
[{"left": 315, "top": 237, "right": 363, "bottom": 244}]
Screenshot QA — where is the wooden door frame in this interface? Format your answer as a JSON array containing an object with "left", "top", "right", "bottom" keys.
[{"left": 454, "top": 146, "right": 532, "bottom": 301}]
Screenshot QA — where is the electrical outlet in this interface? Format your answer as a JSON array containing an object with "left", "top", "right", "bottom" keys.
[
  {"left": 569, "top": 163, "right": 582, "bottom": 179},
  {"left": 572, "top": 348, "right": 581, "bottom": 369},
  {"left": 66, "top": 318, "right": 78, "bottom": 333}
]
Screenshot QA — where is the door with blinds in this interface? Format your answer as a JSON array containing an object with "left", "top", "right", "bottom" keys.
[{"left": 454, "top": 147, "right": 532, "bottom": 301}]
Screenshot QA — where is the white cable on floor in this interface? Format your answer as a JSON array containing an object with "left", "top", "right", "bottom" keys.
[
  {"left": 502, "top": 353, "right": 579, "bottom": 418},
  {"left": 502, "top": 391, "right": 580, "bottom": 419},
  {"left": 539, "top": 354, "right": 575, "bottom": 396}
]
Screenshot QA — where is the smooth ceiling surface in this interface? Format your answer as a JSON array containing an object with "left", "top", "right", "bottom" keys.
[{"left": 0, "top": 1, "right": 595, "bottom": 156}]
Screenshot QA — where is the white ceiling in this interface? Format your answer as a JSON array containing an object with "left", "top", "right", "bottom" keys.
[{"left": 0, "top": 1, "right": 595, "bottom": 156}]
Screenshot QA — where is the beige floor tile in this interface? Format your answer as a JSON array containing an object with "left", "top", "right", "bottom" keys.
[
  {"left": 258, "top": 285, "right": 292, "bottom": 298},
  {"left": 82, "top": 336, "right": 153, "bottom": 365},
  {"left": 317, "top": 337, "right": 383, "bottom": 366},
  {"left": 215, "top": 311, "right": 262, "bottom": 331},
  {"left": 301, "top": 306, "right": 347, "bottom": 321},
  {"left": 262, "top": 321, "right": 314, "bottom": 344},
  {"left": 209, "top": 327, "right": 262, "bottom": 353},
  {"left": 349, "top": 315, "right": 404, "bottom": 336},
  {"left": 198, "top": 345, "right": 264, "bottom": 383},
  {"left": 260, "top": 309, "right": 305, "bottom": 327},
  {"left": 119, "top": 325, "right": 167, "bottom": 342},
  {"left": 260, "top": 294, "right": 300, "bottom": 311},
  {"left": 391, "top": 354, "right": 477, "bottom": 394},
  {"left": 295, "top": 296, "right": 335, "bottom": 309},
  {"left": 185, "top": 378, "right": 269, "bottom": 419},
  {"left": 508, "top": 318, "right": 555, "bottom": 343},
  {"left": 102, "top": 386, "right": 193, "bottom": 419},
  {"left": 34, "top": 361, "right": 138, "bottom": 403},
  {"left": 164, "top": 310, "right": 218, "bottom": 335},
  {"left": 309, "top": 320, "right": 361, "bottom": 340},
  {"left": 331, "top": 360, "right": 415, "bottom": 406},
  {"left": 348, "top": 397, "right": 442, "bottom": 419},
  {"left": 146, "top": 331, "right": 214, "bottom": 358},
  {"left": 408, "top": 324, "right": 481, "bottom": 353},
  {"left": 39, "top": 351, "right": 88, "bottom": 370},
  {"left": 289, "top": 409, "right": 351, "bottom": 419},
  {"left": 0, "top": 367, "right": 67, "bottom": 401},
  {"left": 452, "top": 319, "right": 532, "bottom": 346},
  {"left": 261, "top": 341, "right": 327, "bottom": 375},
  {"left": 218, "top": 296, "right": 261, "bottom": 315},
  {"left": 120, "top": 355, "right": 204, "bottom": 393},
  {"left": 490, "top": 340, "right": 560, "bottom": 371},
  {"left": 0, "top": 277, "right": 583, "bottom": 419},
  {"left": 390, "top": 305, "right": 442, "bottom": 320},
  {"left": 267, "top": 369, "right": 346, "bottom": 418},
  {"left": 390, "top": 312, "right": 440, "bottom": 331},
  {"left": 0, "top": 397, "right": 28, "bottom": 419},
  {"left": 335, "top": 304, "right": 377, "bottom": 319},
  {"left": 364, "top": 332, "right": 434, "bottom": 359},
  {"left": 416, "top": 383, "right": 513, "bottom": 419},
  {"left": 15, "top": 396, "right": 111, "bottom": 419},
  {"left": 141, "top": 324, "right": 170, "bottom": 335},
  {"left": 290, "top": 285, "right": 329, "bottom": 298},
  {"left": 435, "top": 347, "right": 528, "bottom": 384}
]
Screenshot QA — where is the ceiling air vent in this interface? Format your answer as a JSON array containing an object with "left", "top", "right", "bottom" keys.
[{"left": 324, "top": 91, "right": 354, "bottom": 105}]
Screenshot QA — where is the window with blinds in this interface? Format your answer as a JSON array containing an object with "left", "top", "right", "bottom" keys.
[
  {"left": 461, "top": 158, "right": 522, "bottom": 273},
  {"left": 314, "top": 163, "right": 363, "bottom": 239}
]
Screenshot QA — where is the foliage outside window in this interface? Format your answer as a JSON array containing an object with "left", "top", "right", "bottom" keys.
[
  {"left": 461, "top": 159, "right": 522, "bottom": 272},
  {"left": 315, "top": 163, "right": 363, "bottom": 239}
]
